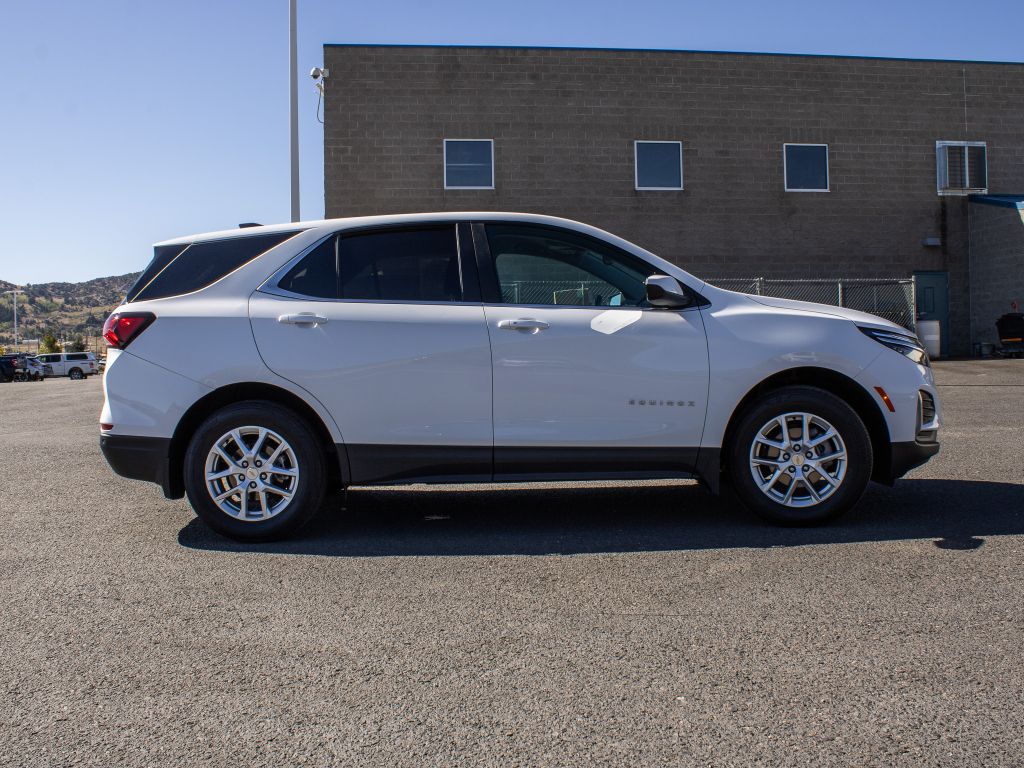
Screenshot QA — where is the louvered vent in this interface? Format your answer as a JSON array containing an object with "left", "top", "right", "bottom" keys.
[{"left": 936, "top": 142, "right": 988, "bottom": 195}]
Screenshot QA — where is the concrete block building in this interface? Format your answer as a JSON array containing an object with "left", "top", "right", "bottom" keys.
[{"left": 321, "top": 44, "right": 1024, "bottom": 355}]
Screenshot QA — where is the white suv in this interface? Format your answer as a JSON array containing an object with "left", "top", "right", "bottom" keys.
[
  {"left": 37, "top": 352, "right": 97, "bottom": 379},
  {"left": 100, "top": 213, "right": 940, "bottom": 541}
]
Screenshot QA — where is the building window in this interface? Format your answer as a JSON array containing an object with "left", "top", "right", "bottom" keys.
[
  {"left": 784, "top": 144, "right": 829, "bottom": 192},
  {"left": 936, "top": 141, "right": 987, "bottom": 195},
  {"left": 444, "top": 139, "right": 494, "bottom": 189},
  {"left": 634, "top": 141, "right": 683, "bottom": 190}
]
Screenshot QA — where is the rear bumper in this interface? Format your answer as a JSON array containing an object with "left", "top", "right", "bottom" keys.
[
  {"left": 100, "top": 434, "right": 181, "bottom": 499},
  {"left": 887, "top": 439, "right": 940, "bottom": 482}
]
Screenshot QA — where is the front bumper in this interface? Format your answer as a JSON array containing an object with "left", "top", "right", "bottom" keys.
[
  {"left": 100, "top": 434, "right": 180, "bottom": 499},
  {"left": 886, "top": 439, "right": 940, "bottom": 482}
]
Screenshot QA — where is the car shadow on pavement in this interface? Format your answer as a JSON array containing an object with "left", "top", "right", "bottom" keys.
[{"left": 177, "top": 478, "right": 1024, "bottom": 557}]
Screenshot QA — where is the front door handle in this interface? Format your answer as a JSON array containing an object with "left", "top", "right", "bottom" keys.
[
  {"left": 278, "top": 313, "right": 329, "bottom": 326},
  {"left": 497, "top": 319, "right": 550, "bottom": 332}
]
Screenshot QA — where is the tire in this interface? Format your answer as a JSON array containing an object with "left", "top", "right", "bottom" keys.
[
  {"left": 68, "top": 368, "right": 83, "bottom": 380},
  {"left": 728, "top": 385, "right": 872, "bottom": 525},
  {"left": 183, "top": 400, "right": 327, "bottom": 541}
]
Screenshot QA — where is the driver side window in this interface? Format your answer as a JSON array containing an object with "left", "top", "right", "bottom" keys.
[{"left": 484, "top": 224, "right": 654, "bottom": 307}]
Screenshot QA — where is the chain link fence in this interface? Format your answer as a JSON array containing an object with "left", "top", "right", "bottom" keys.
[
  {"left": 501, "top": 281, "right": 619, "bottom": 306},
  {"left": 705, "top": 278, "right": 916, "bottom": 331},
  {"left": 498, "top": 277, "right": 916, "bottom": 331}
]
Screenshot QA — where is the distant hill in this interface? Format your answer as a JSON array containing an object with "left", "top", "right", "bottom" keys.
[{"left": 0, "top": 273, "right": 140, "bottom": 351}]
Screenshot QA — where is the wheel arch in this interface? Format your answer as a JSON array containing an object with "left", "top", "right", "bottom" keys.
[
  {"left": 714, "top": 366, "right": 891, "bottom": 490},
  {"left": 165, "top": 382, "right": 347, "bottom": 499}
]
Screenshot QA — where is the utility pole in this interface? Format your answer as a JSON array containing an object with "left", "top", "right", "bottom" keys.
[
  {"left": 289, "top": 0, "right": 300, "bottom": 222},
  {"left": 4, "top": 289, "right": 24, "bottom": 351}
]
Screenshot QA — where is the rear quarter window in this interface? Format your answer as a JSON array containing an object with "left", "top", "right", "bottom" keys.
[{"left": 127, "top": 231, "right": 299, "bottom": 302}]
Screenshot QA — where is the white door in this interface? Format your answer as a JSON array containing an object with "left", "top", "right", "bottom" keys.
[
  {"left": 249, "top": 224, "right": 493, "bottom": 483},
  {"left": 477, "top": 222, "right": 710, "bottom": 478}
]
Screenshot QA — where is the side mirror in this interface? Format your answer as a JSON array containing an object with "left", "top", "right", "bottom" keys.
[{"left": 645, "top": 275, "right": 692, "bottom": 308}]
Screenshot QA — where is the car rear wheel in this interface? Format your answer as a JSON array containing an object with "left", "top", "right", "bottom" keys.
[
  {"left": 69, "top": 368, "right": 83, "bottom": 380},
  {"left": 728, "top": 385, "right": 872, "bottom": 525},
  {"left": 183, "top": 400, "right": 327, "bottom": 541}
]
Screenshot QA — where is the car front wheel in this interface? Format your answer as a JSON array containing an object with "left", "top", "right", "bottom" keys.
[
  {"left": 728, "top": 385, "right": 872, "bottom": 525},
  {"left": 183, "top": 400, "right": 327, "bottom": 541}
]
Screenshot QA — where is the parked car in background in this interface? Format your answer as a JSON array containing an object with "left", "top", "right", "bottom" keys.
[
  {"left": 29, "top": 356, "right": 54, "bottom": 376},
  {"left": 0, "top": 353, "right": 45, "bottom": 381},
  {"left": 0, "top": 354, "right": 25, "bottom": 379},
  {"left": 100, "top": 213, "right": 941, "bottom": 542},
  {"left": 22, "top": 356, "right": 47, "bottom": 381},
  {"left": 36, "top": 352, "right": 98, "bottom": 379}
]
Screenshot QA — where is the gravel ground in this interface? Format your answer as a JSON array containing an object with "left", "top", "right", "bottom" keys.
[{"left": 1, "top": 361, "right": 1022, "bottom": 767}]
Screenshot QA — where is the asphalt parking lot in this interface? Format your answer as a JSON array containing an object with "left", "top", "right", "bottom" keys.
[{"left": 2, "top": 361, "right": 1022, "bottom": 767}]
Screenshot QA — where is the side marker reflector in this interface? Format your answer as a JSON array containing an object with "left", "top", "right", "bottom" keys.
[{"left": 874, "top": 387, "right": 896, "bottom": 413}]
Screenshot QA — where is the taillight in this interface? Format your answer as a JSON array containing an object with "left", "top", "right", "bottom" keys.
[{"left": 103, "top": 312, "right": 155, "bottom": 349}]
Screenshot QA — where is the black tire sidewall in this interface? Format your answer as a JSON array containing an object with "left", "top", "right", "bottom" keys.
[
  {"left": 728, "top": 386, "right": 873, "bottom": 525},
  {"left": 183, "top": 400, "right": 327, "bottom": 541}
]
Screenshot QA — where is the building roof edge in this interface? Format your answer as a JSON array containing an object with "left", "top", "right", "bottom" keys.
[{"left": 322, "top": 43, "right": 1024, "bottom": 67}]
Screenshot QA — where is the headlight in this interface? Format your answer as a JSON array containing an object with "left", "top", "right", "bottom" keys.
[{"left": 859, "top": 326, "right": 930, "bottom": 367}]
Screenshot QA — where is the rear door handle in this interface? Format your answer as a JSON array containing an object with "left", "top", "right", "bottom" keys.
[
  {"left": 278, "top": 313, "right": 329, "bottom": 326},
  {"left": 497, "top": 319, "right": 550, "bottom": 332}
]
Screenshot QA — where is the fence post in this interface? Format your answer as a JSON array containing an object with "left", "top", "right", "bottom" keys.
[
  {"left": 909, "top": 279, "right": 916, "bottom": 332},
  {"left": 837, "top": 280, "right": 844, "bottom": 307},
  {"left": 756, "top": 277, "right": 764, "bottom": 296}
]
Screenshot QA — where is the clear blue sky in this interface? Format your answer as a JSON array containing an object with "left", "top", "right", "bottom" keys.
[{"left": 1, "top": 0, "right": 1020, "bottom": 284}]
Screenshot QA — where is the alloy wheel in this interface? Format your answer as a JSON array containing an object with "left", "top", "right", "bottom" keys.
[
  {"left": 748, "top": 411, "right": 847, "bottom": 508},
  {"left": 203, "top": 426, "right": 300, "bottom": 521}
]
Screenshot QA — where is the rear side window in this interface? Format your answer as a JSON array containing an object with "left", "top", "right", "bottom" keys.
[
  {"left": 127, "top": 231, "right": 298, "bottom": 302},
  {"left": 340, "top": 227, "right": 461, "bottom": 302},
  {"left": 274, "top": 226, "right": 463, "bottom": 302},
  {"left": 67, "top": 353, "right": 88, "bottom": 361}
]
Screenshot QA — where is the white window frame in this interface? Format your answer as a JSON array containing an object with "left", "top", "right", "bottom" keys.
[
  {"left": 783, "top": 143, "right": 830, "bottom": 192},
  {"left": 443, "top": 139, "right": 495, "bottom": 190},
  {"left": 936, "top": 140, "right": 988, "bottom": 196},
  {"left": 634, "top": 141, "right": 684, "bottom": 191}
]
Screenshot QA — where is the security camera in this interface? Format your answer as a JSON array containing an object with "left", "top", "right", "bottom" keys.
[{"left": 310, "top": 67, "right": 329, "bottom": 81}]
